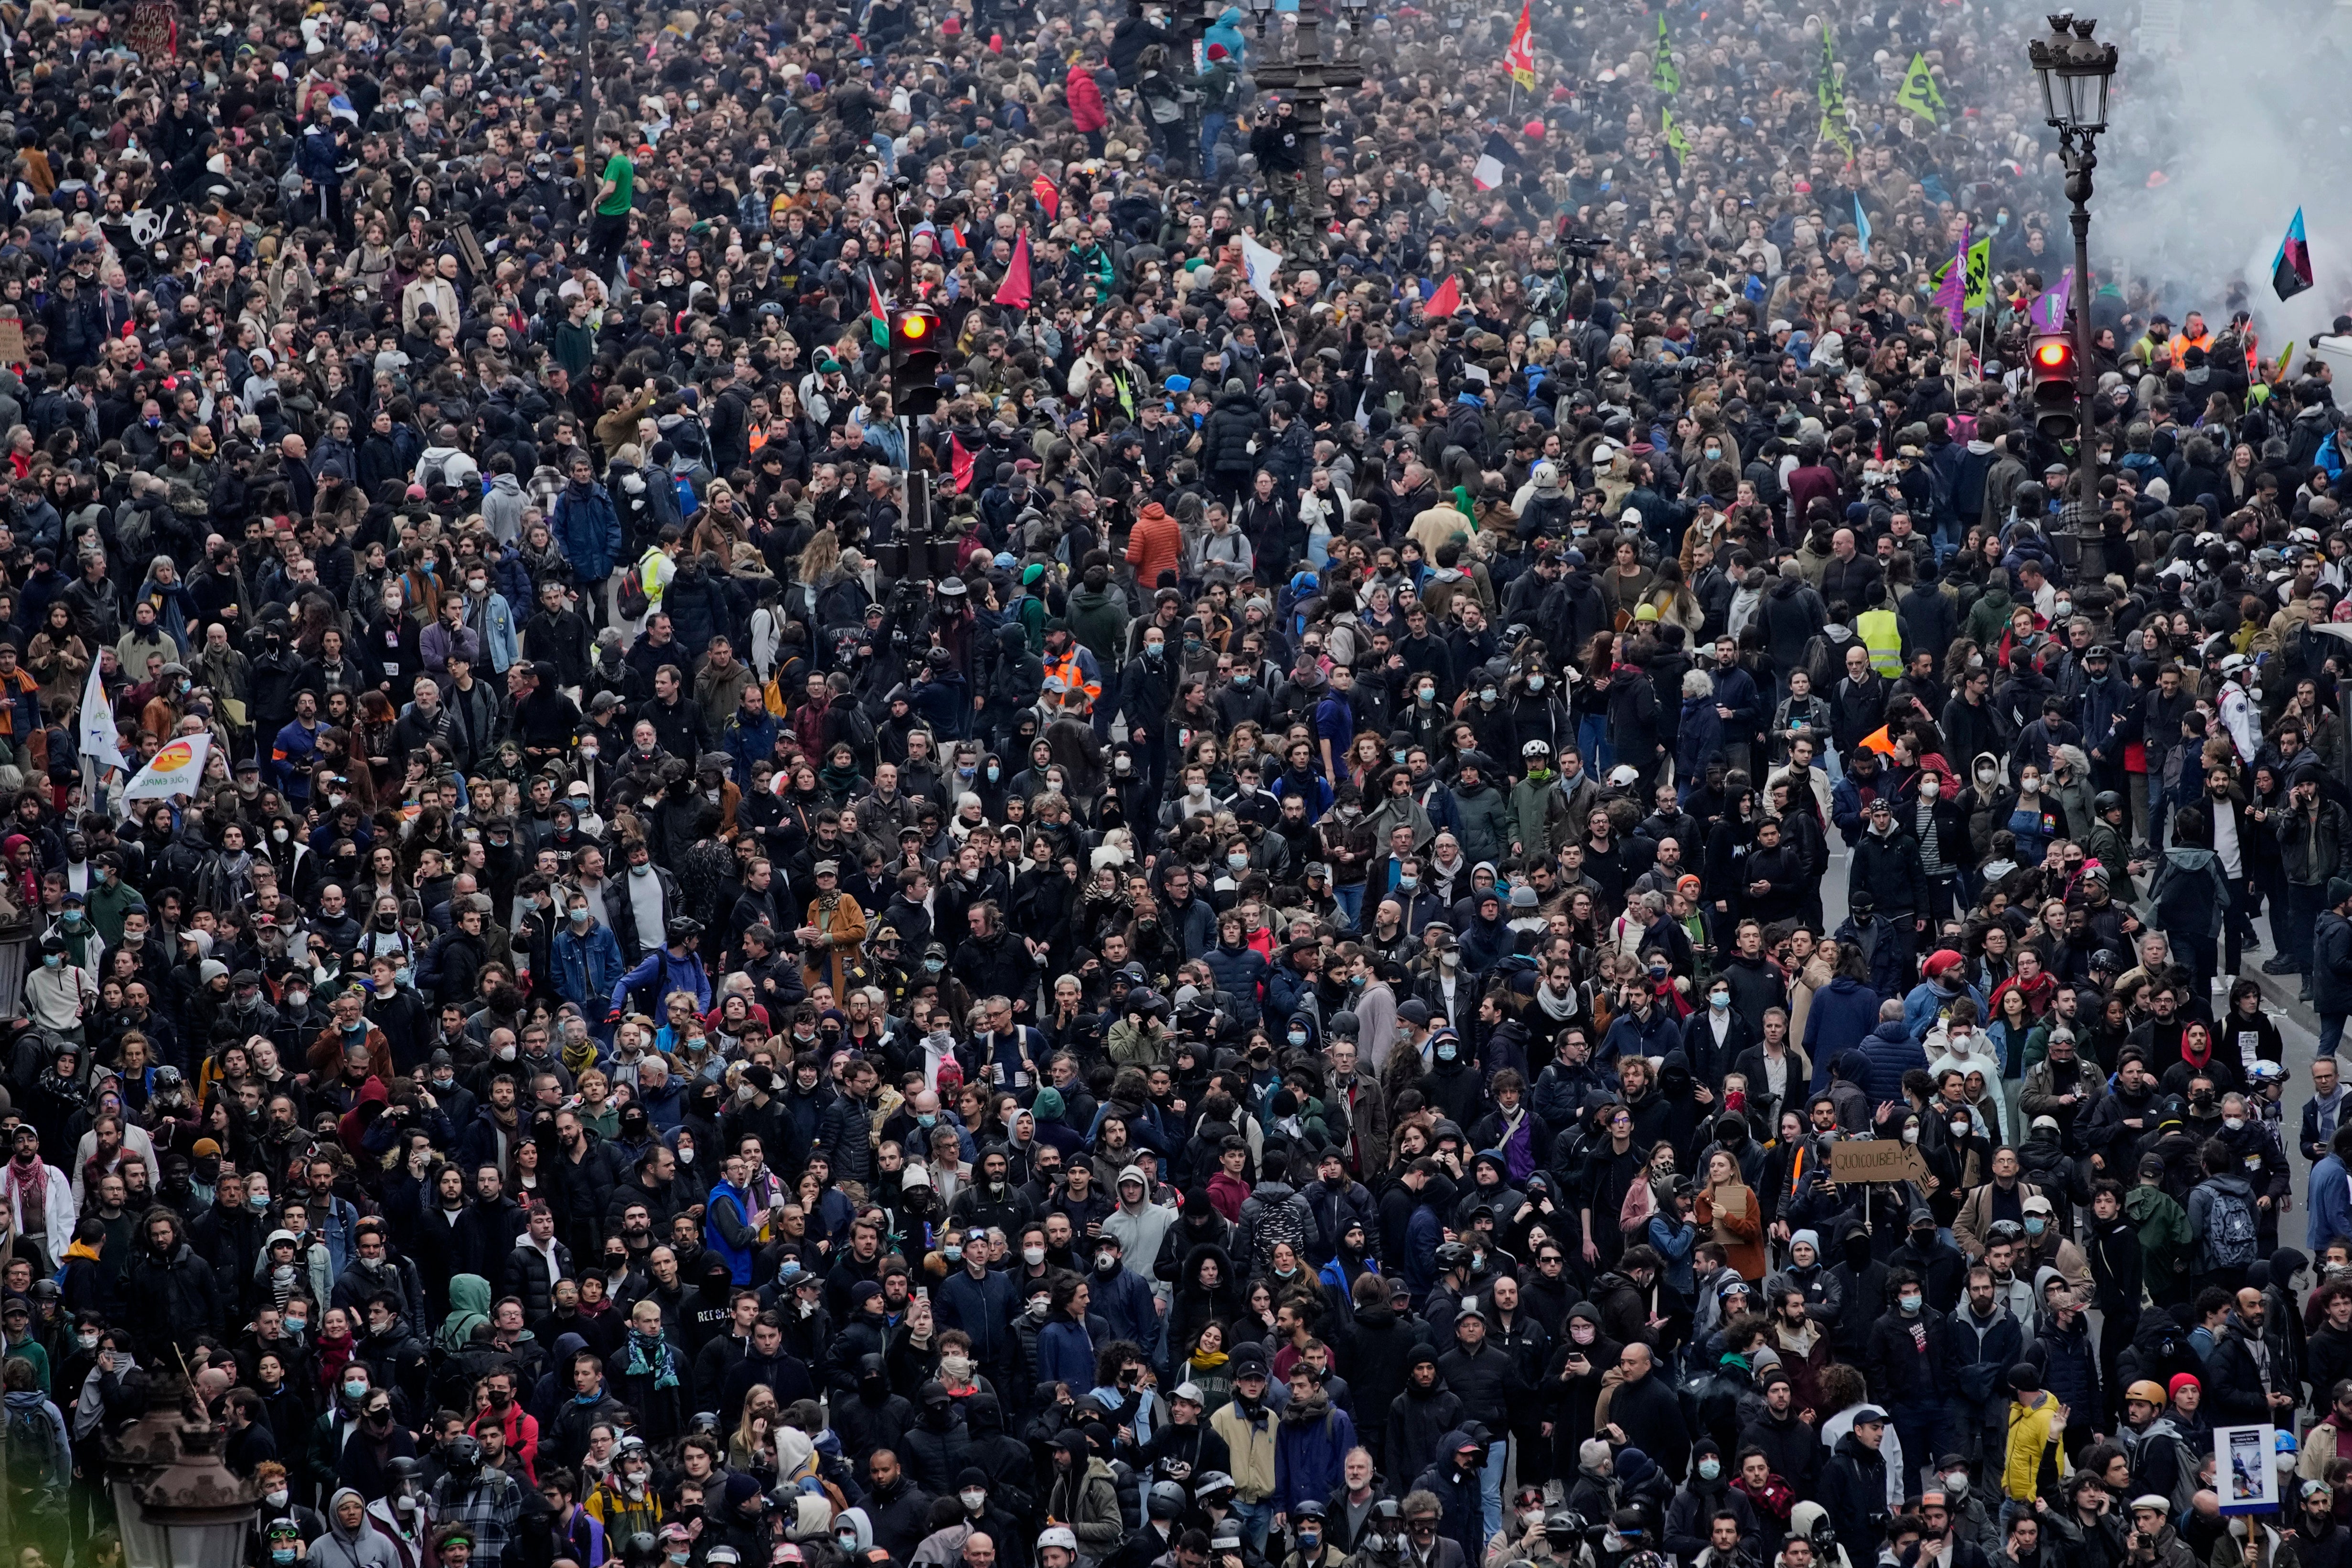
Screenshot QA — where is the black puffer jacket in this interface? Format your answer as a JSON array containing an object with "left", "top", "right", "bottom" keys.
[{"left": 1201, "top": 391, "right": 1262, "bottom": 478}]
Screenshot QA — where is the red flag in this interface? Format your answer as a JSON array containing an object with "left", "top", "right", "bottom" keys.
[
  {"left": 994, "top": 233, "right": 1033, "bottom": 309},
  {"left": 1424, "top": 273, "right": 1461, "bottom": 317},
  {"left": 1032, "top": 176, "right": 1059, "bottom": 222},
  {"left": 1503, "top": 1, "right": 1535, "bottom": 87},
  {"left": 950, "top": 435, "right": 977, "bottom": 493},
  {"left": 867, "top": 269, "right": 887, "bottom": 320}
]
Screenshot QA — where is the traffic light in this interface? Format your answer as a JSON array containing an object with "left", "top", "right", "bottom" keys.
[
  {"left": 891, "top": 306, "right": 944, "bottom": 414},
  {"left": 2029, "top": 331, "right": 2079, "bottom": 442}
]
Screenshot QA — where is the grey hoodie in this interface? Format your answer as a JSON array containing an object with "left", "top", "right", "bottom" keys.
[
  {"left": 314, "top": 1488, "right": 402, "bottom": 1568},
  {"left": 481, "top": 472, "right": 530, "bottom": 545}
]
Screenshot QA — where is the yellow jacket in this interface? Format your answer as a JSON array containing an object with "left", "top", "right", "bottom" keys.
[{"left": 2003, "top": 1394, "right": 2061, "bottom": 1501}]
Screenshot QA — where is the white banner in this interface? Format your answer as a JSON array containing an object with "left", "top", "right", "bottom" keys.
[
  {"left": 1241, "top": 233, "right": 1283, "bottom": 309},
  {"left": 78, "top": 658, "right": 125, "bottom": 776},
  {"left": 119, "top": 732, "right": 211, "bottom": 805}
]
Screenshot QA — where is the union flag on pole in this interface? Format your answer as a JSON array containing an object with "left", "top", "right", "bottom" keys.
[{"left": 1503, "top": 2, "right": 1535, "bottom": 88}]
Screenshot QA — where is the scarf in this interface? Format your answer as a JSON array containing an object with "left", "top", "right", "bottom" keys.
[
  {"left": 1537, "top": 983, "right": 1578, "bottom": 1022},
  {"left": 2, "top": 1154, "right": 50, "bottom": 1219},
  {"left": 316, "top": 1330, "right": 357, "bottom": 1388},
  {"left": 1188, "top": 1348, "right": 1229, "bottom": 1372},
  {"left": 621, "top": 1329, "right": 680, "bottom": 1390}
]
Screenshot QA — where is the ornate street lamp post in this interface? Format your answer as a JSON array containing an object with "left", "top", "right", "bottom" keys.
[
  {"left": 2026, "top": 11, "right": 2119, "bottom": 569},
  {"left": 108, "top": 1363, "right": 260, "bottom": 1568}
]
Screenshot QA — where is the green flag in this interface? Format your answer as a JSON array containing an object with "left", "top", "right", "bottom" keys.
[
  {"left": 1652, "top": 14, "right": 1679, "bottom": 95},
  {"left": 1895, "top": 51, "right": 1946, "bottom": 122},
  {"left": 1962, "top": 238, "right": 1992, "bottom": 309},
  {"left": 1817, "top": 29, "right": 1840, "bottom": 111},
  {"left": 1662, "top": 106, "right": 1690, "bottom": 159}
]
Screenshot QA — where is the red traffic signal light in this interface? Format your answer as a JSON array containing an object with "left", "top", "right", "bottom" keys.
[
  {"left": 2029, "top": 331, "right": 2079, "bottom": 441},
  {"left": 891, "top": 307, "right": 945, "bottom": 414}
]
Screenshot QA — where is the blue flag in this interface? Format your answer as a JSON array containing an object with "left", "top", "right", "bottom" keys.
[{"left": 1854, "top": 195, "right": 1871, "bottom": 253}]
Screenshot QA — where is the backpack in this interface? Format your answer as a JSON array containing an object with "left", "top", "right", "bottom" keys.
[
  {"left": 2204, "top": 1183, "right": 2259, "bottom": 1269},
  {"left": 4, "top": 1398, "right": 56, "bottom": 1504},
  {"left": 1243, "top": 1192, "right": 1308, "bottom": 1275},
  {"left": 616, "top": 555, "right": 655, "bottom": 621},
  {"left": 2121, "top": 1419, "right": 2200, "bottom": 1522}
]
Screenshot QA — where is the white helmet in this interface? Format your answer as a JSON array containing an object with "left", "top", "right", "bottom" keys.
[{"left": 1038, "top": 1529, "right": 1080, "bottom": 1554}]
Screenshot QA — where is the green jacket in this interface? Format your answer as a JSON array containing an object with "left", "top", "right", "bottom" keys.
[
  {"left": 1507, "top": 773, "right": 1577, "bottom": 858},
  {"left": 1066, "top": 585, "right": 1130, "bottom": 668},
  {"left": 2125, "top": 1183, "right": 2193, "bottom": 1303},
  {"left": 1965, "top": 586, "right": 2015, "bottom": 648},
  {"left": 86, "top": 875, "right": 144, "bottom": 949}
]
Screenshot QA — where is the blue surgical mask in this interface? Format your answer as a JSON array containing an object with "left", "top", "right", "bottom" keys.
[
  {"left": 343, "top": 1379, "right": 368, "bottom": 1401},
  {"left": 1436, "top": 1043, "right": 1457, "bottom": 1062},
  {"left": 942, "top": 1245, "right": 962, "bottom": 1263},
  {"left": 1288, "top": 1030, "right": 1308, "bottom": 1047},
  {"left": 916, "top": 1113, "right": 936, "bottom": 1128},
  {"left": 987, "top": 765, "right": 1000, "bottom": 782},
  {"left": 1397, "top": 876, "right": 1418, "bottom": 892},
  {"left": 1527, "top": 675, "right": 1546, "bottom": 692},
  {"left": 2024, "top": 1216, "right": 2047, "bottom": 1236}
]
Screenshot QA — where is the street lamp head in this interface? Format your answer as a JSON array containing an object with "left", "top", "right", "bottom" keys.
[{"left": 2028, "top": 12, "right": 2118, "bottom": 135}]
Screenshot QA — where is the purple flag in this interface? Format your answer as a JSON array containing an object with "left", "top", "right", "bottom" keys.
[
  {"left": 2033, "top": 268, "right": 2074, "bottom": 331},
  {"left": 1936, "top": 219, "right": 1971, "bottom": 331}
]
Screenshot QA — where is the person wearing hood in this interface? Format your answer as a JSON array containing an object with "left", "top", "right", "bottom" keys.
[
  {"left": 317, "top": 1485, "right": 404, "bottom": 1568},
  {"left": 834, "top": 1351, "right": 916, "bottom": 1463},
  {"left": 1047, "top": 1427, "right": 1125, "bottom": 1563},
  {"left": 1385, "top": 1343, "right": 1465, "bottom": 1481},
  {"left": 1666, "top": 1439, "right": 1762, "bottom": 1567},
  {"left": 1, "top": 1352, "right": 68, "bottom": 1505},
  {"left": 1411, "top": 1428, "right": 1495, "bottom": 1568}
]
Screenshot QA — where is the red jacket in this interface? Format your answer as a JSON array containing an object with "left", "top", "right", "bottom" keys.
[{"left": 1067, "top": 65, "right": 1108, "bottom": 132}]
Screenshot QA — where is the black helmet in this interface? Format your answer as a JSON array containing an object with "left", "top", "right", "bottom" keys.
[
  {"left": 1435, "top": 1241, "right": 1471, "bottom": 1270},
  {"left": 1545, "top": 1514, "right": 1587, "bottom": 1547},
  {"left": 622, "top": 1534, "right": 663, "bottom": 1568},
  {"left": 666, "top": 917, "right": 705, "bottom": 943},
  {"left": 2094, "top": 790, "right": 2125, "bottom": 815},
  {"left": 1373, "top": 1500, "right": 1404, "bottom": 1523},
  {"left": 387, "top": 1456, "right": 423, "bottom": 1484}
]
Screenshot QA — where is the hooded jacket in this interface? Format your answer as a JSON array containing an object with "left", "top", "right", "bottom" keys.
[{"left": 314, "top": 1488, "right": 403, "bottom": 1568}]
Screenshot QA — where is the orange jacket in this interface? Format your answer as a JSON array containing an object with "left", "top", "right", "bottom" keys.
[{"left": 1126, "top": 502, "right": 1182, "bottom": 589}]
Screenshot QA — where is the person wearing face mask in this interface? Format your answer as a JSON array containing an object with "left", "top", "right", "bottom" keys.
[{"left": 1665, "top": 1439, "right": 1762, "bottom": 1566}]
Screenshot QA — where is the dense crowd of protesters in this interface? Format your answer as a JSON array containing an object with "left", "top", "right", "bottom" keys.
[{"left": 11, "top": 8, "right": 2352, "bottom": 1568}]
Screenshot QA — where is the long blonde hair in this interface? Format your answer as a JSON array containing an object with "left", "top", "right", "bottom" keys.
[{"left": 797, "top": 526, "right": 842, "bottom": 585}]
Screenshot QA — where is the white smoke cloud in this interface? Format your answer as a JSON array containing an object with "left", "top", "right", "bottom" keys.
[{"left": 2088, "top": 0, "right": 2352, "bottom": 353}]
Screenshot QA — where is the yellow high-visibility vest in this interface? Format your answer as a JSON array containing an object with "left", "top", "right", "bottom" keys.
[{"left": 1857, "top": 608, "right": 1902, "bottom": 677}]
